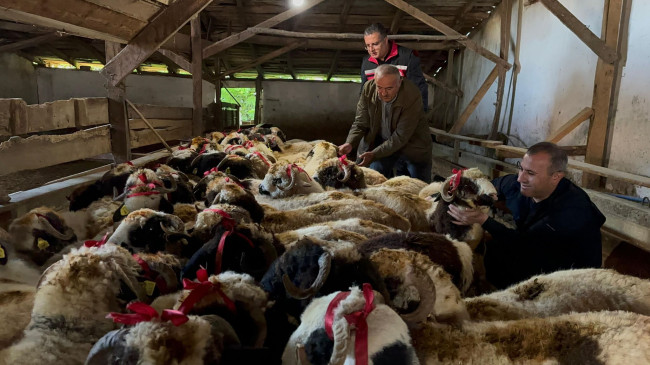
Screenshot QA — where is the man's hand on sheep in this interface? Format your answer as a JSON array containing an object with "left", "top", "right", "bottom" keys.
[
  {"left": 447, "top": 204, "right": 488, "bottom": 226},
  {"left": 358, "top": 151, "right": 374, "bottom": 167},
  {"left": 338, "top": 143, "right": 352, "bottom": 156}
]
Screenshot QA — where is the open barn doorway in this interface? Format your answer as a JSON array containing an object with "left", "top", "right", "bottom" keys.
[{"left": 221, "top": 87, "right": 256, "bottom": 126}]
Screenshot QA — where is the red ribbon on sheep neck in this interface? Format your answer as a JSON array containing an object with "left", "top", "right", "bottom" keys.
[
  {"left": 324, "top": 283, "right": 376, "bottom": 365},
  {"left": 252, "top": 151, "right": 271, "bottom": 167},
  {"left": 224, "top": 177, "right": 247, "bottom": 190},
  {"left": 126, "top": 174, "right": 163, "bottom": 198},
  {"left": 204, "top": 167, "right": 219, "bottom": 176},
  {"left": 203, "top": 209, "right": 254, "bottom": 275},
  {"left": 286, "top": 164, "right": 311, "bottom": 181},
  {"left": 225, "top": 144, "right": 243, "bottom": 153},
  {"left": 133, "top": 254, "right": 170, "bottom": 295},
  {"left": 448, "top": 168, "right": 467, "bottom": 195},
  {"left": 107, "top": 301, "right": 188, "bottom": 326},
  {"left": 244, "top": 140, "right": 255, "bottom": 149},
  {"left": 179, "top": 268, "right": 236, "bottom": 313},
  {"left": 83, "top": 232, "right": 109, "bottom": 248}
]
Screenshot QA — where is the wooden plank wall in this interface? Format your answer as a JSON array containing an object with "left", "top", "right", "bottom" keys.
[
  {"left": 0, "top": 98, "right": 192, "bottom": 176},
  {"left": 127, "top": 103, "right": 193, "bottom": 148}
]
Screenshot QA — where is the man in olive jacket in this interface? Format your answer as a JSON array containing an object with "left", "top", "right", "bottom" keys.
[{"left": 339, "top": 64, "right": 432, "bottom": 182}]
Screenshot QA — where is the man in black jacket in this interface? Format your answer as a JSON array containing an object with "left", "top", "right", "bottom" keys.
[
  {"left": 361, "top": 23, "right": 428, "bottom": 112},
  {"left": 447, "top": 142, "right": 606, "bottom": 289}
]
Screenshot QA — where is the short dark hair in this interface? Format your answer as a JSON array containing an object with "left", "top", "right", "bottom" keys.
[
  {"left": 364, "top": 23, "right": 388, "bottom": 38},
  {"left": 526, "top": 142, "right": 568, "bottom": 174}
]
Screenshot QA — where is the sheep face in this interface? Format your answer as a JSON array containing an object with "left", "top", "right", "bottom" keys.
[
  {"left": 189, "top": 151, "right": 227, "bottom": 177},
  {"left": 109, "top": 209, "right": 190, "bottom": 257},
  {"left": 35, "top": 243, "right": 147, "bottom": 318},
  {"left": 87, "top": 316, "right": 226, "bottom": 365},
  {"left": 8, "top": 207, "right": 77, "bottom": 267},
  {"left": 259, "top": 163, "right": 324, "bottom": 198},
  {"left": 221, "top": 131, "right": 248, "bottom": 147},
  {"left": 113, "top": 169, "right": 177, "bottom": 220},
  {"left": 312, "top": 157, "right": 367, "bottom": 190},
  {"left": 68, "top": 162, "right": 136, "bottom": 211},
  {"left": 205, "top": 182, "right": 265, "bottom": 223},
  {"left": 215, "top": 154, "right": 256, "bottom": 180},
  {"left": 166, "top": 148, "right": 199, "bottom": 174}
]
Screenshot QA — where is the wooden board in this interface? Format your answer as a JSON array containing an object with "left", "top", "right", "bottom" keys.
[
  {"left": 126, "top": 104, "right": 193, "bottom": 119},
  {"left": 128, "top": 118, "right": 191, "bottom": 130},
  {"left": 82, "top": 0, "right": 162, "bottom": 22},
  {"left": 23, "top": 100, "right": 76, "bottom": 134},
  {"left": 74, "top": 98, "right": 109, "bottom": 127},
  {"left": 0, "top": 99, "right": 26, "bottom": 136},
  {"left": 448, "top": 65, "right": 499, "bottom": 134},
  {"left": 546, "top": 107, "right": 593, "bottom": 143},
  {"left": 130, "top": 121, "right": 192, "bottom": 148},
  {"left": 0, "top": 125, "right": 111, "bottom": 176},
  {"left": 0, "top": 0, "right": 145, "bottom": 41},
  {"left": 429, "top": 127, "right": 503, "bottom": 147},
  {"left": 101, "top": 0, "right": 212, "bottom": 86}
]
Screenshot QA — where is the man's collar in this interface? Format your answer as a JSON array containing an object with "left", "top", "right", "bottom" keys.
[{"left": 368, "top": 41, "right": 399, "bottom": 64}]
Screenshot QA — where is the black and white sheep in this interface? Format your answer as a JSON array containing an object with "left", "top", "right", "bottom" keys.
[
  {"left": 259, "top": 163, "right": 325, "bottom": 198},
  {"left": 282, "top": 284, "right": 420, "bottom": 365}
]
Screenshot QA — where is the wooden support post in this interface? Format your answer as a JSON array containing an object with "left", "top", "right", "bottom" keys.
[
  {"left": 214, "top": 57, "right": 223, "bottom": 131},
  {"left": 443, "top": 49, "right": 455, "bottom": 129},
  {"left": 0, "top": 32, "right": 63, "bottom": 53},
  {"left": 191, "top": 16, "right": 203, "bottom": 136},
  {"left": 490, "top": 0, "right": 512, "bottom": 140},
  {"left": 105, "top": 41, "right": 130, "bottom": 163},
  {"left": 448, "top": 66, "right": 499, "bottom": 134},
  {"left": 254, "top": 77, "right": 262, "bottom": 125},
  {"left": 584, "top": 0, "right": 624, "bottom": 188},
  {"left": 506, "top": 0, "right": 524, "bottom": 138}
]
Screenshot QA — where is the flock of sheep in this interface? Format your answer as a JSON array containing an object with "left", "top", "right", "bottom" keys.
[{"left": 1, "top": 125, "right": 649, "bottom": 365}]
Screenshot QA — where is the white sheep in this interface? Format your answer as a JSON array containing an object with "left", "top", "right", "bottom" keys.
[
  {"left": 258, "top": 163, "right": 325, "bottom": 198},
  {"left": 0, "top": 243, "right": 146, "bottom": 365},
  {"left": 466, "top": 268, "right": 650, "bottom": 321}
]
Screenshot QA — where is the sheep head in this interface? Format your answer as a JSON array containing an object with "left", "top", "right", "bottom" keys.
[
  {"left": 8, "top": 207, "right": 77, "bottom": 267},
  {"left": 259, "top": 163, "right": 324, "bottom": 198},
  {"left": 312, "top": 156, "right": 367, "bottom": 190},
  {"left": 109, "top": 209, "right": 190, "bottom": 257},
  {"left": 113, "top": 169, "right": 177, "bottom": 219}
]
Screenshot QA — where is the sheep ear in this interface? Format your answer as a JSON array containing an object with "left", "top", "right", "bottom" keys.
[{"left": 85, "top": 329, "right": 133, "bottom": 365}]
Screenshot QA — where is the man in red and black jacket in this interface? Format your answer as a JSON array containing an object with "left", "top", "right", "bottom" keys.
[{"left": 361, "top": 23, "right": 428, "bottom": 112}]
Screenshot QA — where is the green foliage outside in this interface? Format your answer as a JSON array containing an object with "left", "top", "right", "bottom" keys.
[{"left": 221, "top": 88, "right": 256, "bottom": 124}]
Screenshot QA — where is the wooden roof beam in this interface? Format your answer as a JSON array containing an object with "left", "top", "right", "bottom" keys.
[
  {"left": 248, "top": 28, "right": 466, "bottom": 41},
  {"left": 202, "top": 0, "right": 327, "bottom": 59},
  {"left": 220, "top": 40, "right": 306, "bottom": 78},
  {"left": 539, "top": 0, "right": 618, "bottom": 64},
  {"left": 327, "top": 0, "right": 355, "bottom": 81},
  {"left": 45, "top": 45, "right": 77, "bottom": 68},
  {"left": 0, "top": 32, "right": 63, "bottom": 53},
  {"left": 101, "top": 0, "right": 212, "bottom": 87},
  {"left": 384, "top": 0, "right": 511, "bottom": 70},
  {"left": 390, "top": 10, "right": 404, "bottom": 34},
  {"left": 72, "top": 38, "right": 106, "bottom": 65}
]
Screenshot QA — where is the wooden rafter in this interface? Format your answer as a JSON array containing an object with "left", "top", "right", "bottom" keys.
[
  {"left": 327, "top": 0, "right": 355, "bottom": 81},
  {"left": 384, "top": 0, "right": 511, "bottom": 70},
  {"left": 423, "top": 73, "right": 463, "bottom": 97},
  {"left": 44, "top": 45, "right": 76, "bottom": 67},
  {"left": 101, "top": 0, "right": 212, "bottom": 87},
  {"left": 0, "top": 32, "right": 63, "bottom": 53},
  {"left": 202, "top": 0, "right": 327, "bottom": 59},
  {"left": 452, "top": 1, "right": 478, "bottom": 29},
  {"left": 157, "top": 49, "right": 191, "bottom": 72},
  {"left": 72, "top": 39, "right": 106, "bottom": 65},
  {"left": 389, "top": 10, "right": 404, "bottom": 34},
  {"left": 220, "top": 40, "right": 306, "bottom": 78},
  {"left": 287, "top": 52, "right": 297, "bottom": 79},
  {"left": 539, "top": 0, "right": 618, "bottom": 64},
  {"left": 448, "top": 66, "right": 499, "bottom": 134},
  {"left": 248, "top": 28, "right": 466, "bottom": 41}
]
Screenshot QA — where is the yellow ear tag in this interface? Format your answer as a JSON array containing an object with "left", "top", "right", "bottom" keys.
[
  {"left": 225, "top": 167, "right": 231, "bottom": 174},
  {"left": 193, "top": 168, "right": 198, "bottom": 175},
  {"left": 120, "top": 205, "right": 130, "bottom": 216},
  {"left": 143, "top": 280, "right": 156, "bottom": 296},
  {"left": 0, "top": 246, "right": 5, "bottom": 259},
  {"left": 37, "top": 238, "right": 50, "bottom": 250}
]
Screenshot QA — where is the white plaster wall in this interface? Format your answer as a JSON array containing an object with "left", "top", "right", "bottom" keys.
[
  {"left": 35, "top": 68, "right": 215, "bottom": 107},
  {"left": 262, "top": 81, "right": 360, "bottom": 144},
  {"left": 0, "top": 53, "right": 38, "bottom": 104},
  {"left": 456, "top": 1, "right": 649, "bottom": 196},
  {"left": 457, "top": 0, "right": 601, "bottom": 146}
]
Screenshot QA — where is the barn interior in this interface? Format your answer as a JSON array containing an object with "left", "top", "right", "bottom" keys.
[{"left": 0, "top": 0, "right": 649, "bottom": 363}]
